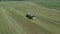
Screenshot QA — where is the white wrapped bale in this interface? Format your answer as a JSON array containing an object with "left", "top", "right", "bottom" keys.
[{"left": 32, "top": 17, "right": 35, "bottom": 20}]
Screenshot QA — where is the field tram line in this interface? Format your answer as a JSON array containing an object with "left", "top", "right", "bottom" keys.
[
  {"left": 2, "top": 9, "right": 20, "bottom": 34},
  {"left": 0, "top": 7, "right": 14, "bottom": 34},
  {"left": 1, "top": 7, "right": 25, "bottom": 34}
]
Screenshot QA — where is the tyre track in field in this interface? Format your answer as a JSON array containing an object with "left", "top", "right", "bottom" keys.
[
  {"left": 0, "top": 6, "right": 13, "bottom": 34},
  {"left": 2, "top": 9, "right": 14, "bottom": 34},
  {"left": 1, "top": 6, "right": 24, "bottom": 34},
  {"left": 6, "top": 12, "right": 26, "bottom": 34},
  {"left": 2, "top": 9, "right": 21, "bottom": 34},
  {"left": 1, "top": 3, "right": 26, "bottom": 34},
  {"left": 0, "top": 5, "right": 17, "bottom": 34}
]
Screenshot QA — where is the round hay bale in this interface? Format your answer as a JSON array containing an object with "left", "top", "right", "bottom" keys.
[{"left": 32, "top": 17, "right": 35, "bottom": 20}]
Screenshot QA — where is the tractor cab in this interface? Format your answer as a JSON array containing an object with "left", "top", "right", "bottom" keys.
[{"left": 26, "top": 13, "right": 35, "bottom": 20}]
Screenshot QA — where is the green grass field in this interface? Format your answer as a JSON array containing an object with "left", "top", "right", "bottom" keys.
[
  {"left": 0, "top": 1, "right": 60, "bottom": 34},
  {"left": 31, "top": 0, "right": 60, "bottom": 10}
]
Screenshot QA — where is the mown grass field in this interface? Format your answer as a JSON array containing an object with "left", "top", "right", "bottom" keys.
[
  {"left": 31, "top": 0, "right": 60, "bottom": 10},
  {"left": 0, "top": 1, "right": 60, "bottom": 34},
  {"left": 37, "top": 1, "right": 60, "bottom": 10}
]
